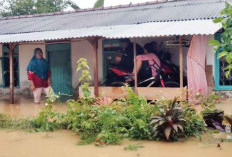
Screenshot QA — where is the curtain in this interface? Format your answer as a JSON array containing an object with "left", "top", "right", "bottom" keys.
[{"left": 187, "top": 35, "right": 208, "bottom": 99}]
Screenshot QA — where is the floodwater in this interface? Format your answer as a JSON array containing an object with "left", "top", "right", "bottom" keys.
[
  {"left": 0, "top": 97, "right": 231, "bottom": 157},
  {"left": 0, "top": 97, "right": 67, "bottom": 118},
  {"left": 216, "top": 98, "right": 232, "bottom": 115},
  {"left": 0, "top": 130, "right": 231, "bottom": 157}
]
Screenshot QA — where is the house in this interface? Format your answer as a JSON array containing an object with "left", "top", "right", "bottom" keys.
[{"left": 0, "top": 0, "right": 230, "bottom": 104}]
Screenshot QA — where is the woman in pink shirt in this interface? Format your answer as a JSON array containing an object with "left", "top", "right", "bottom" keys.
[{"left": 131, "top": 43, "right": 161, "bottom": 80}]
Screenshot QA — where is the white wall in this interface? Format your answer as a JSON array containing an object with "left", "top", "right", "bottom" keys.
[
  {"left": 19, "top": 43, "right": 46, "bottom": 90},
  {"left": 14, "top": 40, "right": 103, "bottom": 92},
  {"left": 71, "top": 39, "right": 103, "bottom": 88}
]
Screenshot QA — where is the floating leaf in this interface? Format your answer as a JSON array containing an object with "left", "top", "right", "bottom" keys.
[
  {"left": 212, "top": 120, "right": 225, "bottom": 132},
  {"left": 124, "top": 144, "right": 144, "bottom": 151}
]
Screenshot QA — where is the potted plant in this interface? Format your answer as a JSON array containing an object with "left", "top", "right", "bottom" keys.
[{"left": 200, "top": 94, "right": 224, "bottom": 128}]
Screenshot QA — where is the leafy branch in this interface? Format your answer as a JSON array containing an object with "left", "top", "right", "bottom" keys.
[
  {"left": 77, "top": 58, "right": 91, "bottom": 99},
  {"left": 209, "top": 2, "right": 232, "bottom": 78}
]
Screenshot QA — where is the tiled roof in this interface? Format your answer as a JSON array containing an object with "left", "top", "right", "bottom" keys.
[{"left": 0, "top": 0, "right": 228, "bottom": 35}]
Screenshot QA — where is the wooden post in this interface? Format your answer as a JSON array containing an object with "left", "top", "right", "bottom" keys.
[
  {"left": 89, "top": 38, "right": 99, "bottom": 97},
  {"left": 133, "top": 39, "right": 138, "bottom": 95},
  {"left": 179, "top": 36, "right": 184, "bottom": 88},
  {"left": 9, "top": 43, "right": 16, "bottom": 104}
]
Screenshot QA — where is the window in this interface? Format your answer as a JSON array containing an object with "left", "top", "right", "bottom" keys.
[
  {"left": 214, "top": 32, "right": 232, "bottom": 90},
  {"left": 1, "top": 44, "right": 19, "bottom": 87}
]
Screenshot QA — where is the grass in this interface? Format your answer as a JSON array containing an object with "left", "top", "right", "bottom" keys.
[{"left": 0, "top": 113, "right": 34, "bottom": 131}]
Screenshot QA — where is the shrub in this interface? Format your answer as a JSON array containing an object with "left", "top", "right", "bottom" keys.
[
  {"left": 0, "top": 113, "right": 33, "bottom": 130},
  {"left": 150, "top": 98, "right": 186, "bottom": 141},
  {"left": 0, "top": 113, "right": 14, "bottom": 128},
  {"left": 150, "top": 98, "right": 205, "bottom": 141},
  {"left": 181, "top": 103, "right": 205, "bottom": 139},
  {"left": 32, "top": 105, "right": 67, "bottom": 132},
  {"left": 65, "top": 86, "right": 156, "bottom": 144}
]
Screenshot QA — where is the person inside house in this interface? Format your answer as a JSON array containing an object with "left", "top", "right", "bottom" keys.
[
  {"left": 27, "top": 48, "right": 53, "bottom": 104},
  {"left": 115, "top": 39, "right": 143, "bottom": 72},
  {"left": 128, "top": 43, "right": 161, "bottom": 81},
  {"left": 150, "top": 41, "right": 160, "bottom": 56}
]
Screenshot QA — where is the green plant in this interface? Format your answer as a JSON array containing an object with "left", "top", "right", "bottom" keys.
[
  {"left": 45, "top": 89, "right": 60, "bottom": 105},
  {"left": 189, "top": 89, "right": 221, "bottom": 114},
  {"left": 200, "top": 94, "right": 220, "bottom": 113},
  {"left": 32, "top": 105, "right": 66, "bottom": 132},
  {"left": 209, "top": 2, "right": 232, "bottom": 78},
  {"left": 188, "top": 91, "right": 222, "bottom": 131},
  {"left": 77, "top": 58, "right": 94, "bottom": 104},
  {"left": 66, "top": 85, "right": 156, "bottom": 145},
  {"left": 123, "top": 85, "right": 154, "bottom": 140},
  {"left": 96, "top": 130, "right": 121, "bottom": 145},
  {"left": 0, "top": 113, "right": 14, "bottom": 128},
  {"left": 66, "top": 100, "right": 100, "bottom": 143},
  {"left": 0, "top": 113, "right": 34, "bottom": 130},
  {"left": 95, "top": 96, "right": 113, "bottom": 106},
  {"left": 124, "top": 144, "right": 144, "bottom": 151},
  {"left": 181, "top": 104, "right": 205, "bottom": 139},
  {"left": 150, "top": 98, "right": 186, "bottom": 141},
  {"left": 199, "top": 93, "right": 222, "bottom": 119}
]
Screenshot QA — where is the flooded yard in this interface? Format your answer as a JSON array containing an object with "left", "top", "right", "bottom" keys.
[
  {"left": 0, "top": 97, "right": 231, "bottom": 157},
  {"left": 0, "top": 130, "right": 231, "bottom": 157},
  {"left": 0, "top": 97, "right": 67, "bottom": 118}
]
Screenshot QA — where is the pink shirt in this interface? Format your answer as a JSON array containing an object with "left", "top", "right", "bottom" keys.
[{"left": 136, "top": 53, "right": 161, "bottom": 77}]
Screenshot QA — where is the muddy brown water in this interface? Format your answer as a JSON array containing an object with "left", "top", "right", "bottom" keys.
[
  {"left": 0, "top": 130, "right": 231, "bottom": 157},
  {"left": 0, "top": 98, "right": 231, "bottom": 157},
  {"left": 0, "top": 97, "right": 67, "bottom": 118}
]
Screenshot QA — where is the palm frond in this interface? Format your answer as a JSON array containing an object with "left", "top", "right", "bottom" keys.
[{"left": 66, "top": 0, "right": 80, "bottom": 10}]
